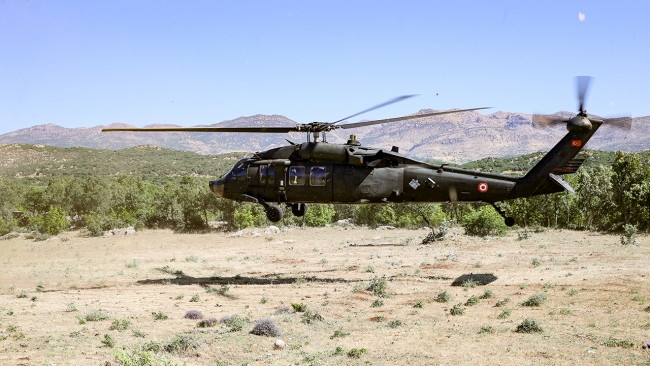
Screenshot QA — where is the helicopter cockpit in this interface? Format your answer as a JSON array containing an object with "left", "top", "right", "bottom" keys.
[{"left": 223, "top": 158, "right": 256, "bottom": 181}]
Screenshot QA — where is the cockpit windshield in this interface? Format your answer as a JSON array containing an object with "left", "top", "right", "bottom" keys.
[{"left": 224, "top": 158, "right": 253, "bottom": 180}]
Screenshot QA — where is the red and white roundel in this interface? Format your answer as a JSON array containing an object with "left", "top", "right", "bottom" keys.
[{"left": 478, "top": 182, "right": 489, "bottom": 193}]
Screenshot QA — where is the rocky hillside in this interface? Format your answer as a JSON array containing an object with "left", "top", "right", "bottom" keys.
[{"left": 1, "top": 111, "right": 648, "bottom": 163}]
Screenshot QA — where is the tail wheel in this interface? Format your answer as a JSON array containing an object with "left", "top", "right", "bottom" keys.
[
  {"left": 266, "top": 205, "right": 284, "bottom": 222},
  {"left": 291, "top": 203, "right": 307, "bottom": 217}
]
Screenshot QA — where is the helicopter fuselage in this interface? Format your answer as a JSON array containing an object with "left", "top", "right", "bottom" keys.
[{"left": 210, "top": 141, "right": 518, "bottom": 206}]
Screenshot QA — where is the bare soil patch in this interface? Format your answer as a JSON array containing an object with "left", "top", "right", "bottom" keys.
[{"left": 1, "top": 227, "right": 649, "bottom": 365}]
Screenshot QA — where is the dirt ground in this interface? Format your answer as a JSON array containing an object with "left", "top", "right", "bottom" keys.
[{"left": 1, "top": 226, "right": 649, "bottom": 366}]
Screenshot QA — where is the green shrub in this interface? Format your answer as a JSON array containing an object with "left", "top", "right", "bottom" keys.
[
  {"left": 109, "top": 319, "right": 131, "bottom": 331},
  {"left": 84, "top": 310, "right": 109, "bottom": 322},
  {"left": 478, "top": 325, "right": 495, "bottom": 334},
  {"left": 291, "top": 302, "right": 307, "bottom": 312},
  {"left": 301, "top": 311, "right": 324, "bottom": 324},
  {"left": 114, "top": 347, "right": 179, "bottom": 366},
  {"left": 347, "top": 348, "right": 367, "bottom": 358},
  {"left": 498, "top": 309, "right": 512, "bottom": 319},
  {"left": 164, "top": 333, "right": 200, "bottom": 354},
  {"left": 152, "top": 311, "right": 168, "bottom": 320},
  {"left": 462, "top": 206, "right": 508, "bottom": 237},
  {"left": 0, "top": 216, "right": 15, "bottom": 236},
  {"left": 330, "top": 328, "right": 350, "bottom": 339},
  {"left": 367, "top": 277, "right": 389, "bottom": 298},
  {"left": 101, "top": 334, "right": 115, "bottom": 348},
  {"left": 465, "top": 295, "right": 480, "bottom": 306},
  {"left": 387, "top": 320, "right": 403, "bottom": 328},
  {"left": 303, "top": 204, "right": 335, "bottom": 227},
  {"left": 479, "top": 290, "right": 494, "bottom": 299},
  {"left": 515, "top": 318, "right": 543, "bottom": 333},
  {"left": 603, "top": 337, "right": 635, "bottom": 348},
  {"left": 450, "top": 303, "right": 465, "bottom": 316},
  {"left": 521, "top": 293, "right": 547, "bottom": 307},
  {"left": 38, "top": 206, "right": 69, "bottom": 235},
  {"left": 435, "top": 290, "right": 450, "bottom": 303},
  {"left": 220, "top": 315, "right": 250, "bottom": 332},
  {"left": 620, "top": 224, "right": 638, "bottom": 246}
]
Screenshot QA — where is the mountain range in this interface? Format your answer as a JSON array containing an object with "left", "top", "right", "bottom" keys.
[{"left": 1, "top": 110, "right": 648, "bottom": 163}]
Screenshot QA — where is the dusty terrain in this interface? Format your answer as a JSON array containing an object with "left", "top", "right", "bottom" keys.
[{"left": 1, "top": 226, "right": 649, "bottom": 365}]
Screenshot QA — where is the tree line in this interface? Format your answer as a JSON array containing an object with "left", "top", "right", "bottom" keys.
[{"left": 0, "top": 151, "right": 647, "bottom": 238}]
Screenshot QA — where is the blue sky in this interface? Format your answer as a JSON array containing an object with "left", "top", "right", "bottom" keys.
[{"left": 1, "top": 1, "right": 648, "bottom": 135}]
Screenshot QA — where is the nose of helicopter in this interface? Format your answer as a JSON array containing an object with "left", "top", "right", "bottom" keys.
[{"left": 210, "top": 178, "right": 225, "bottom": 198}]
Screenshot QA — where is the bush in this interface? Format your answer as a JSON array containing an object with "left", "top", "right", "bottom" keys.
[
  {"left": 462, "top": 206, "right": 508, "bottom": 237},
  {"left": 219, "top": 315, "right": 249, "bottom": 332},
  {"left": 164, "top": 333, "right": 200, "bottom": 354},
  {"left": 38, "top": 206, "right": 69, "bottom": 235},
  {"left": 465, "top": 295, "right": 480, "bottom": 306},
  {"left": 303, "top": 204, "right": 335, "bottom": 227},
  {"left": 197, "top": 318, "right": 218, "bottom": 328},
  {"left": 291, "top": 302, "right": 307, "bottom": 312},
  {"left": 301, "top": 311, "right": 324, "bottom": 324},
  {"left": 0, "top": 216, "right": 15, "bottom": 236},
  {"left": 152, "top": 311, "right": 168, "bottom": 320},
  {"left": 184, "top": 310, "right": 203, "bottom": 320},
  {"left": 435, "top": 290, "right": 450, "bottom": 303},
  {"left": 250, "top": 318, "right": 282, "bottom": 336},
  {"left": 450, "top": 303, "right": 465, "bottom": 316},
  {"left": 84, "top": 310, "right": 109, "bottom": 322},
  {"left": 521, "top": 293, "right": 547, "bottom": 307},
  {"left": 109, "top": 319, "right": 131, "bottom": 331},
  {"left": 367, "top": 277, "right": 389, "bottom": 298},
  {"left": 620, "top": 224, "right": 638, "bottom": 246},
  {"left": 515, "top": 318, "right": 543, "bottom": 333},
  {"left": 347, "top": 348, "right": 367, "bottom": 358},
  {"left": 101, "top": 333, "right": 115, "bottom": 348}
]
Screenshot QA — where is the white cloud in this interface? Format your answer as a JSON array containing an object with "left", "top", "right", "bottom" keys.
[{"left": 578, "top": 12, "right": 586, "bottom": 21}]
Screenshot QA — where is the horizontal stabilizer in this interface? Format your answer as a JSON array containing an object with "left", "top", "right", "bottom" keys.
[{"left": 548, "top": 173, "right": 575, "bottom": 194}]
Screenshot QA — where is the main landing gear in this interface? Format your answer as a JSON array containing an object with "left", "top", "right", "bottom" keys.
[
  {"left": 261, "top": 202, "right": 307, "bottom": 222},
  {"left": 490, "top": 202, "right": 515, "bottom": 227}
]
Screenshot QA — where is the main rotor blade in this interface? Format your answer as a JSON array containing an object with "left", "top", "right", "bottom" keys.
[
  {"left": 102, "top": 126, "right": 297, "bottom": 133},
  {"left": 576, "top": 76, "right": 592, "bottom": 113},
  {"left": 338, "top": 107, "right": 490, "bottom": 129},
  {"left": 531, "top": 114, "right": 567, "bottom": 128},
  {"left": 332, "top": 95, "right": 417, "bottom": 124}
]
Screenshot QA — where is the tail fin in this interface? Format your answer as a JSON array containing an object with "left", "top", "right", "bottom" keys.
[{"left": 511, "top": 120, "right": 602, "bottom": 198}]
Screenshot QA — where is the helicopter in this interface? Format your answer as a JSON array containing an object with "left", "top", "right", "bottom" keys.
[{"left": 103, "top": 77, "right": 631, "bottom": 226}]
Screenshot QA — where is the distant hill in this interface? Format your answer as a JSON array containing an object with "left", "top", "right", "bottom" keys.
[
  {"left": 0, "top": 111, "right": 648, "bottom": 163},
  {"left": 0, "top": 144, "right": 248, "bottom": 184}
]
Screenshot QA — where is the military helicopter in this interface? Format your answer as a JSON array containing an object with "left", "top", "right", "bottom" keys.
[{"left": 103, "top": 77, "right": 631, "bottom": 226}]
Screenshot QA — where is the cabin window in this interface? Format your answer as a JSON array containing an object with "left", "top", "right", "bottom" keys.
[
  {"left": 260, "top": 165, "right": 267, "bottom": 184},
  {"left": 259, "top": 165, "right": 275, "bottom": 185},
  {"left": 310, "top": 166, "right": 327, "bottom": 186},
  {"left": 267, "top": 165, "right": 274, "bottom": 185},
  {"left": 288, "top": 166, "right": 305, "bottom": 185}
]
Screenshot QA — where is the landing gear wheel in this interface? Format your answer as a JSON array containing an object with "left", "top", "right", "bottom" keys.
[
  {"left": 291, "top": 203, "right": 307, "bottom": 217},
  {"left": 490, "top": 202, "right": 515, "bottom": 227},
  {"left": 265, "top": 205, "right": 284, "bottom": 222}
]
